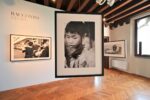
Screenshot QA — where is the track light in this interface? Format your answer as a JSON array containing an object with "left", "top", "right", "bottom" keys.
[{"left": 96, "top": 0, "right": 116, "bottom": 7}]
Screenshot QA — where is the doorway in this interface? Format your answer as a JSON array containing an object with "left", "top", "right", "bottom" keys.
[{"left": 104, "top": 37, "right": 109, "bottom": 68}]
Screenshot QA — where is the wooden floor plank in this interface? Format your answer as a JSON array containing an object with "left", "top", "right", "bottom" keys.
[{"left": 0, "top": 69, "right": 150, "bottom": 100}]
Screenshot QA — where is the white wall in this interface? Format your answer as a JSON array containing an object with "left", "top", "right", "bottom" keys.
[
  {"left": 104, "top": 25, "right": 110, "bottom": 37},
  {"left": 109, "top": 24, "right": 129, "bottom": 70},
  {"left": 0, "top": 0, "right": 63, "bottom": 91},
  {"left": 129, "top": 12, "right": 150, "bottom": 78},
  {"left": 110, "top": 12, "right": 150, "bottom": 78}
]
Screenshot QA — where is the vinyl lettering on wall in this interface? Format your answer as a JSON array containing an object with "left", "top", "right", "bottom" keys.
[{"left": 11, "top": 11, "right": 39, "bottom": 21}]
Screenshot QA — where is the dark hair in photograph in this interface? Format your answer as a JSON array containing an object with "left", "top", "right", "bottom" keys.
[
  {"left": 84, "top": 22, "right": 95, "bottom": 41},
  {"left": 42, "top": 39, "right": 48, "bottom": 44},
  {"left": 28, "top": 41, "right": 33, "bottom": 46},
  {"left": 65, "top": 21, "right": 86, "bottom": 36}
]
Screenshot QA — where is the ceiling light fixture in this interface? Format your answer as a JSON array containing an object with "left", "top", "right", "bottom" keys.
[
  {"left": 103, "top": 18, "right": 106, "bottom": 21},
  {"left": 96, "top": 0, "right": 106, "bottom": 5},
  {"left": 96, "top": 0, "right": 116, "bottom": 7},
  {"left": 52, "top": 0, "right": 56, "bottom": 2}
]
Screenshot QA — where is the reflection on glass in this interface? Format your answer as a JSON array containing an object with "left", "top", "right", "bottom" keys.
[{"left": 136, "top": 15, "right": 150, "bottom": 55}]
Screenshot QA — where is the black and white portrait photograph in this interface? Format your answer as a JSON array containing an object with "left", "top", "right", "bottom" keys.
[
  {"left": 64, "top": 21, "right": 95, "bottom": 68},
  {"left": 104, "top": 40, "right": 126, "bottom": 57},
  {"left": 10, "top": 34, "right": 51, "bottom": 61},
  {"left": 55, "top": 12, "right": 103, "bottom": 77}
]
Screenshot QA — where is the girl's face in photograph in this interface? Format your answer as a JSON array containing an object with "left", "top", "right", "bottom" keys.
[{"left": 65, "top": 32, "right": 82, "bottom": 55}]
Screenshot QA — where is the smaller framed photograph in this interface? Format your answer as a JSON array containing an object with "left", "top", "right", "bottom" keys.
[
  {"left": 10, "top": 34, "right": 51, "bottom": 61},
  {"left": 104, "top": 40, "right": 126, "bottom": 58}
]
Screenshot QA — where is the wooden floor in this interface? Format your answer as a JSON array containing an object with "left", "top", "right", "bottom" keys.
[{"left": 0, "top": 69, "right": 150, "bottom": 100}]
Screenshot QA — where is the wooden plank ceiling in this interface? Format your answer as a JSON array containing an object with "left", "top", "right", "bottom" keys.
[{"left": 26, "top": 0, "right": 150, "bottom": 29}]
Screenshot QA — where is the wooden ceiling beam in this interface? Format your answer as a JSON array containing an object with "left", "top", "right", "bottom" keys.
[
  {"left": 98, "top": 0, "right": 119, "bottom": 13},
  {"left": 98, "top": 5, "right": 109, "bottom": 13},
  {"left": 44, "top": 0, "right": 49, "bottom": 6},
  {"left": 106, "top": 0, "right": 147, "bottom": 22},
  {"left": 56, "top": 0, "right": 63, "bottom": 9},
  {"left": 67, "top": 0, "right": 77, "bottom": 11},
  {"left": 108, "top": 4, "right": 150, "bottom": 24},
  {"left": 104, "top": 0, "right": 132, "bottom": 17},
  {"left": 77, "top": 0, "right": 90, "bottom": 12},
  {"left": 30, "top": 0, "right": 36, "bottom": 2},
  {"left": 87, "top": 3, "right": 99, "bottom": 13}
]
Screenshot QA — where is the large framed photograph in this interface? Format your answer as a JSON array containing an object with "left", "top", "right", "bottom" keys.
[
  {"left": 55, "top": 11, "right": 103, "bottom": 77},
  {"left": 10, "top": 34, "right": 51, "bottom": 61},
  {"left": 104, "top": 40, "right": 126, "bottom": 57}
]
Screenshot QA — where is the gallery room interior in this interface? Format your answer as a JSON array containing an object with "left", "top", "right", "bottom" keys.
[{"left": 0, "top": 0, "right": 149, "bottom": 100}]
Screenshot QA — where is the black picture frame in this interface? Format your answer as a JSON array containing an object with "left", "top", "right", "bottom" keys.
[
  {"left": 55, "top": 11, "right": 104, "bottom": 77},
  {"left": 135, "top": 15, "right": 150, "bottom": 57},
  {"left": 10, "top": 34, "right": 51, "bottom": 61}
]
